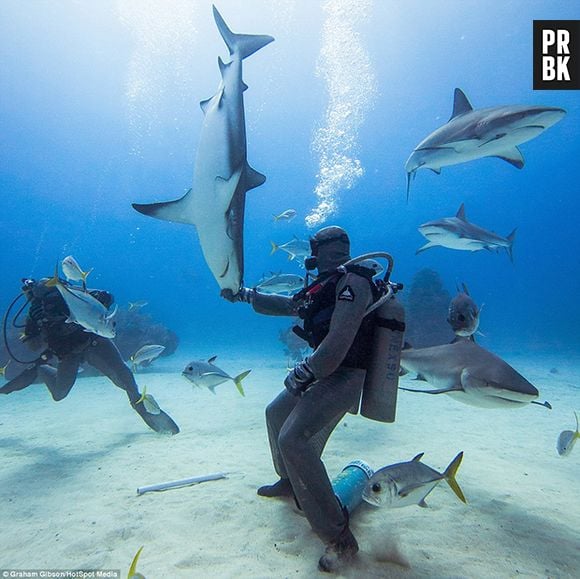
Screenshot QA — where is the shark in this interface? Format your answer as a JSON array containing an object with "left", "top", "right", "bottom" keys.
[
  {"left": 132, "top": 6, "right": 274, "bottom": 298},
  {"left": 447, "top": 282, "right": 481, "bottom": 340},
  {"left": 416, "top": 203, "right": 517, "bottom": 261},
  {"left": 399, "top": 339, "right": 551, "bottom": 409},
  {"left": 405, "top": 88, "right": 566, "bottom": 198}
]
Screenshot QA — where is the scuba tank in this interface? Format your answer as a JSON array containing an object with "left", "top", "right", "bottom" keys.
[{"left": 339, "top": 253, "right": 405, "bottom": 423}]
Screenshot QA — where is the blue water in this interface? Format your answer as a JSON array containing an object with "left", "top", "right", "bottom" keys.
[{"left": 1, "top": 0, "right": 578, "bottom": 360}]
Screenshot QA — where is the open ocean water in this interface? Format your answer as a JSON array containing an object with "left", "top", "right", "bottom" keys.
[{"left": 0, "top": 1, "right": 578, "bottom": 577}]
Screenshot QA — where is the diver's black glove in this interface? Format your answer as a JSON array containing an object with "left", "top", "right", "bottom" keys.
[
  {"left": 284, "top": 358, "right": 315, "bottom": 396},
  {"left": 222, "top": 287, "right": 255, "bottom": 304}
]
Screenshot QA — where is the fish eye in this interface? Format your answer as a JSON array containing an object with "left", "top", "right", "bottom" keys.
[
  {"left": 187, "top": 366, "right": 193, "bottom": 371},
  {"left": 458, "top": 314, "right": 466, "bottom": 321},
  {"left": 372, "top": 482, "right": 382, "bottom": 493}
]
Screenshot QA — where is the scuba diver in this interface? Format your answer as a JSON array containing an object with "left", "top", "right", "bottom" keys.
[
  {"left": 1, "top": 276, "right": 179, "bottom": 435},
  {"left": 224, "top": 225, "right": 405, "bottom": 573}
]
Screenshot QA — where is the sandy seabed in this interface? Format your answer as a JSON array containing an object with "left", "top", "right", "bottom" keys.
[{"left": 1, "top": 350, "right": 579, "bottom": 579}]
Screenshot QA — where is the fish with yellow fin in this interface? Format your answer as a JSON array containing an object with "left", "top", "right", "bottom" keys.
[
  {"left": 135, "top": 387, "right": 161, "bottom": 415},
  {"left": 62, "top": 255, "right": 93, "bottom": 288},
  {"left": 128, "top": 545, "right": 146, "bottom": 579},
  {"left": 557, "top": 411, "right": 580, "bottom": 456}
]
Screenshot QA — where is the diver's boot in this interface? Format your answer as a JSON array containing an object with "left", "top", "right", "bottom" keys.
[
  {"left": 0, "top": 365, "right": 39, "bottom": 394},
  {"left": 132, "top": 400, "right": 180, "bottom": 435},
  {"left": 318, "top": 512, "right": 359, "bottom": 573},
  {"left": 257, "top": 478, "right": 293, "bottom": 498}
]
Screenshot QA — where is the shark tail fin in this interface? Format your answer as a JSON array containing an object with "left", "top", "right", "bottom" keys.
[
  {"left": 506, "top": 228, "right": 517, "bottom": 263},
  {"left": 233, "top": 369, "right": 251, "bottom": 397},
  {"left": 443, "top": 451, "right": 467, "bottom": 504},
  {"left": 213, "top": 6, "right": 274, "bottom": 60}
]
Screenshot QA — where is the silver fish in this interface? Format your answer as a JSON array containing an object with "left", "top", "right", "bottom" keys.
[
  {"left": 417, "top": 203, "right": 516, "bottom": 262},
  {"left": 270, "top": 236, "right": 311, "bottom": 261},
  {"left": 133, "top": 7, "right": 273, "bottom": 298},
  {"left": 182, "top": 356, "right": 250, "bottom": 397},
  {"left": 256, "top": 273, "right": 304, "bottom": 295},
  {"left": 273, "top": 209, "right": 297, "bottom": 222},
  {"left": 405, "top": 88, "right": 566, "bottom": 197},
  {"left": 128, "top": 300, "right": 148, "bottom": 311},
  {"left": 448, "top": 283, "right": 481, "bottom": 338},
  {"left": 363, "top": 452, "right": 466, "bottom": 508},
  {"left": 358, "top": 259, "right": 384, "bottom": 277},
  {"left": 62, "top": 255, "right": 92, "bottom": 285},
  {"left": 47, "top": 276, "right": 117, "bottom": 338},
  {"left": 557, "top": 411, "right": 580, "bottom": 456},
  {"left": 130, "top": 345, "right": 166, "bottom": 371}
]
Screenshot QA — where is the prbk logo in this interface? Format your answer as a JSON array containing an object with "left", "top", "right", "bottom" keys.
[{"left": 534, "top": 20, "right": 579, "bottom": 89}]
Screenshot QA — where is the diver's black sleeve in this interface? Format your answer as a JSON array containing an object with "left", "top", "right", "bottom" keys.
[
  {"left": 252, "top": 292, "right": 299, "bottom": 317},
  {"left": 308, "top": 273, "right": 373, "bottom": 379}
]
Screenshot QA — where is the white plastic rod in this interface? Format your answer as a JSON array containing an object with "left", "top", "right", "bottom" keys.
[{"left": 137, "top": 472, "right": 228, "bottom": 495}]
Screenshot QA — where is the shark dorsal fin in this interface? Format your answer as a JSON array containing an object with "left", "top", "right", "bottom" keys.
[
  {"left": 456, "top": 203, "right": 467, "bottom": 221},
  {"left": 412, "top": 452, "right": 424, "bottom": 462},
  {"left": 450, "top": 88, "right": 473, "bottom": 120}
]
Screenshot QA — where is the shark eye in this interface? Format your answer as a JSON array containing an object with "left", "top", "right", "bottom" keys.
[{"left": 372, "top": 482, "right": 382, "bottom": 493}]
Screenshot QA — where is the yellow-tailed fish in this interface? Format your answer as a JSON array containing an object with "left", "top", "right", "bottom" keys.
[
  {"left": 62, "top": 255, "right": 93, "bottom": 286},
  {"left": 128, "top": 545, "right": 146, "bottom": 579},
  {"left": 557, "top": 411, "right": 580, "bottom": 456},
  {"left": 182, "top": 356, "right": 250, "bottom": 396},
  {"left": 136, "top": 387, "right": 161, "bottom": 415}
]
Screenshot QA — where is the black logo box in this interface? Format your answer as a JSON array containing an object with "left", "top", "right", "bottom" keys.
[{"left": 534, "top": 20, "right": 580, "bottom": 90}]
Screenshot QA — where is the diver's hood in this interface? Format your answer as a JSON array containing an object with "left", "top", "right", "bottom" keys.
[{"left": 312, "top": 225, "right": 351, "bottom": 274}]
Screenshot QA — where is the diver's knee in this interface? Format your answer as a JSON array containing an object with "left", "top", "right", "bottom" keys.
[{"left": 278, "top": 425, "right": 307, "bottom": 461}]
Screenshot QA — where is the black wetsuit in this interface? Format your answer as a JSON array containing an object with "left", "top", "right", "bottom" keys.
[
  {"left": 1, "top": 280, "right": 179, "bottom": 435},
  {"left": 253, "top": 270, "right": 374, "bottom": 542}
]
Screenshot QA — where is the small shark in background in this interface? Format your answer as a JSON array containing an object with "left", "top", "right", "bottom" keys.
[
  {"left": 448, "top": 283, "right": 481, "bottom": 340},
  {"left": 405, "top": 88, "right": 566, "bottom": 197},
  {"left": 362, "top": 452, "right": 466, "bottom": 508},
  {"left": 399, "top": 340, "right": 551, "bottom": 409},
  {"left": 133, "top": 7, "right": 274, "bottom": 298},
  {"left": 417, "top": 203, "right": 517, "bottom": 262}
]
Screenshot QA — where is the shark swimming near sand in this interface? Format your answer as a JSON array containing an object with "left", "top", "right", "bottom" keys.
[
  {"left": 417, "top": 203, "right": 517, "bottom": 261},
  {"left": 405, "top": 88, "right": 566, "bottom": 198},
  {"left": 399, "top": 339, "right": 551, "bottom": 409},
  {"left": 132, "top": 7, "right": 274, "bottom": 298}
]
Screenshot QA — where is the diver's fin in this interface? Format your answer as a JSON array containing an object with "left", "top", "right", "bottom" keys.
[{"left": 443, "top": 451, "right": 466, "bottom": 503}]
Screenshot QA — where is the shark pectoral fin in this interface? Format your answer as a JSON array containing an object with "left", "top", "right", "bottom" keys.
[
  {"left": 399, "top": 385, "right": 461, "bottom": 395},
  {"left": 246, "top": 165, "right": 266, "bottom": 191},
  {"left": 416, "top": 241, "right": 437, "bottom": 255},
  {"left": 132, "top": 188, "right": 196, "bottom": 225},
  {"left": 494, "top": 146, "right": 524, "bottom": 169},
  {"left": 215, "top": 166, "right": 243, "bottom": 211},
  {"left": 428, "top": 168, "right": 441, "bottom": 175}
]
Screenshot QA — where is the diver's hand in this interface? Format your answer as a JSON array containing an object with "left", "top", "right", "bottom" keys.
[
  {"left": 221, "top": 287, "right": 255, "bottom": 304},
  {"left": 284, "top": 358, "right": 315, "bottom": 396}
]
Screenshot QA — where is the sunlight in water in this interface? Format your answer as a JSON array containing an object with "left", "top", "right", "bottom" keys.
[
  {"left": 306, "top": 0, "right": 377, "bottom": 228},
  {"left": 117, "top": 0, "right": 198, "bottom": 156}
]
